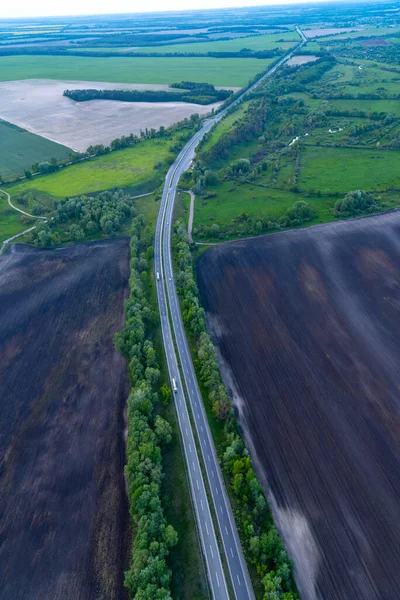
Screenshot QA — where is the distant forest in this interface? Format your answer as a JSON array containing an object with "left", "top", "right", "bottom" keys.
[{"left": 63, "top": 82, "right": 233, "bottom": 105}]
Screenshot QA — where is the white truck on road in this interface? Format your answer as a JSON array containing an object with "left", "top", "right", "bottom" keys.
[{"left": 172, "top": 378, "right": 178, "bottom": 393}]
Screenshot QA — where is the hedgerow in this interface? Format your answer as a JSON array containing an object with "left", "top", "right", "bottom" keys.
[{"left": 115, "top": 215, "right": 177, "bottom": 600}]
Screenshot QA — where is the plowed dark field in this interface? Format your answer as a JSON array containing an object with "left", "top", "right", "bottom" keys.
[
  {"left": 0, "top": 240, "right": 130, "bottom": 600},
  {"left": 196, "top": 211, "right": 400, "bottom": 600}
]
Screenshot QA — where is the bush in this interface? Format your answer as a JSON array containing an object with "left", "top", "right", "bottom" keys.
[{"left": 334, "top": 190, "right": 379, "bottom": 217}]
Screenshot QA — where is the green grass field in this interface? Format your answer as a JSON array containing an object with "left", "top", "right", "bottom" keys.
[
  {"left": 0, "top": 191, "right": 32, "bottom": 242},
  {"left": 320, "top": 60, "right": 400, "bottom": 96},
  {"left": 0, "top": 55, "right": 274, "bottom": 86},
  {"left": 193, "top": 181, "right": 332, "bottom": 225},
  {"left": 299, "top": 146, "right": 400, "bottom": 193},
  {"left": 0, "top": 120, "right": 71, "bottom": 180},
  {"left": 6, "top": 139, "right": 172, "bottom": 201},
  {"left": 76, "top": 31, "right": 300, "bottom": 54}
]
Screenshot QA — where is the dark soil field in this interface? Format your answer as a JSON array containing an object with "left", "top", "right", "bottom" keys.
[
  {"left": 0, "top": 239, "right": 130, "bottom": 600},
  {"left": 196, "top": 211, "right": 400, "bottom": 600}
]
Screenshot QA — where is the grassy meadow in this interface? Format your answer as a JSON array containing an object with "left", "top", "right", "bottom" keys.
[
  {"left": 299, "top": 147, "right": 400, "bottom": 193},
  {"left": 192, "top": 182, "right": 332, "bottom": 225},
  {"left": 7, "top": 139, "right": 172, "bottom": 200},
  {"left": 0, "top": 192, "right": 31, "bottom": 242},
  {"left": 0, "top": 55, "right": 274, "bottom": 86}
]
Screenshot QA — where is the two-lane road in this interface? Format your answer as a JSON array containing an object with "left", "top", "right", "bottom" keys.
[{"left": 155, "top": 31, "right": 306, "bottom": 600}]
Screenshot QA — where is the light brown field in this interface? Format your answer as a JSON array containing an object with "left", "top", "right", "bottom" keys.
[
  {"left": 287, "top": 55, "right": 319, "bottom": 66},
  {"left": 304, "top": 27, "right": 362, "bottom": 38},
  {"left": 0, "top": 79, "right": 221, "bottom": 152}
]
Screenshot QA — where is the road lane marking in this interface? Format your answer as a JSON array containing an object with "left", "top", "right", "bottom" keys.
[
  {"left": 200, "top": 499, "right": 204, "bottom": 510},
  {"left": 207, "top": 455, "right": 211, "bottom": 462},
  {"left": 219, "top": 505, "right": 223, "bottom": 514},
  {"left": 216, "top": 572, "right": 220, "bottom": 588},
  {"left": 189, "top": 444, "right": 192, "bottom": 453},
  {"left": 192, "top": 461, "right": 196, "bottom": 472},
  {"left": 200, "top": 426, "right": 204, "bottom": 432},
  {"left": 237, "top": 575, "right": 241, "bottom": 586},
  {"left": 225, "top": 526, "right": 228, "bottom": 535},
  {"left": 211, "top": 470, "right": 215, "bottom": 477},
  {"left": 185, "top": 428, "right": 188, "bottom": 436},
  {"left": 230, "top": 548, "right": 234, "bottom": 558},
  {"left": 209, "top": 545, "right": 214, "bottom": 558},
  {"left": 215, "top": 487, "right": 219, "bottom": 495},
  {"left": 196, "top": 479, "right": 200, "bottom": 490},
  {"left": 205, "top": 522, "right": 209, "bottom": 535}
]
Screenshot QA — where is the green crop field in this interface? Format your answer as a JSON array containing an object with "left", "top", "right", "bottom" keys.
[
  {"left": 112, "top": 31, "right": 300, "bottom": 54},
  {"left": 299, "top": 146, "right": 400, "bottom": 194},
  {"left": 0, "top": 120, "right": 71, "bottom": 180},
  {"left": 320, "top": 26, "right": 400, "bottom": 41},
  {"left": 7, "top": 138, "right": 172, "bottom": 201},
  {"left": 0, "top": 55, "right": 274, "bottom": 86}
]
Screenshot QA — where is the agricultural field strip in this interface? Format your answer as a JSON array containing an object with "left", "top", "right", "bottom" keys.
[
  {"left": 0, "top": 56, "right": 274, "bottom": 86},
  {"left": 155, "top": 28, "right": 305, "bottom": 600},
  {"left": 196, "top": 211, "right": 400, "bottom": 600}
]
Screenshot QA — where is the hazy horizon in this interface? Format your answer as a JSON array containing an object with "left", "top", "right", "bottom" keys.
[{"left": 0, "top": 0, "right": 354, "bottom": 21}]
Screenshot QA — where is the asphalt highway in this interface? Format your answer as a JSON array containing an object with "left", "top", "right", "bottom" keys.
[{"left": 154, "top": 30, "right": 306, "bottom": 600}]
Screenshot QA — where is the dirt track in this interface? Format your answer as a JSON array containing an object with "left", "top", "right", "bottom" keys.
[
  {"left": 0, "top": 239, "right": 130, "bottom": 600},
  {"left": 196, "top": 211, "right": 400, "bottom": 600}
]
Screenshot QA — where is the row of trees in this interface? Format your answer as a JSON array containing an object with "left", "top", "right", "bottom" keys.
[
  {"left": 261, "top": 56, "right": 336, "bottom": 98},
  {"left": 64, "top": 84, "right": 232, "bottom": 106},
  {"left": 202, "top": 98, "right": 272, "bottom": 164},
  {"left": 172, "top": 220, "right": 299, "bottom": 599},
  {"left": 114, "top": 216, "right": 177, "bottom": 600}
]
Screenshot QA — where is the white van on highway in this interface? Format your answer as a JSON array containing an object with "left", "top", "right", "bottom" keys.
[{"left": 172, "top": 378, "right": 178, "bottom": 393}]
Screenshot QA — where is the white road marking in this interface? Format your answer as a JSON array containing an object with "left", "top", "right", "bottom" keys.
[
  {"left": 185, "top": 428, "right": 188, "bottom": 436},
  {"left": 201, "top": 426, "right": 204, "bottom": 432},
  {"left": 196, "top": 479, "right": 200, "bottom": 490},
  {"left": 205, "top": 522, "right": 209, "bottom": 535},
  {"left": 211, "top": 470, "right": 215, "bottom": 478},
  {"left": 225, "top": 526, "right": 228, "bottom": 535},
  {"left": 216, "top": 572, "right": 220, "bottom": 588},
  {"left": 215, "top": 487, "right": 219, "bottom": 496},
  {"left": 189, "top": 444, "right": 192, "bottom": 453},
  {"left": 230, "top": 548, "right": 234, "bottom": 558},
  {"left": 200, "top": 499, "right": 204, "bottom": 510},
  {"left": 192, "top": 461, "right": 196, "bottom": 472},
  {"left": 237, "top": 575, "right": 241, "bottom": 586},
  {"left": 207, "top": 455, "right": 211, "bottom": 462},
  {"left": 210, "top": 545, "right": 214, "bottom": 559},
  {"left": 219, "top": 505, "right": 223, "bottom": 514}
]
